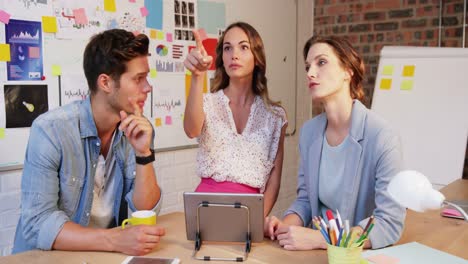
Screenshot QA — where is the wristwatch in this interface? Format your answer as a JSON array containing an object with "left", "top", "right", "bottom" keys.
[{"left": 135, "top": 149, "right": 155, "bottom": 165}]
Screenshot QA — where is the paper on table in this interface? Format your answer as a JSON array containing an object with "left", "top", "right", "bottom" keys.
[{"left": 363, "top": 242, "right": 466, "bottom": 264}]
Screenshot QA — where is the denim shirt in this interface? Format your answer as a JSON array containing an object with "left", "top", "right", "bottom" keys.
[{"left": 13, "top": 97, "right": 161, "bottom": 253}]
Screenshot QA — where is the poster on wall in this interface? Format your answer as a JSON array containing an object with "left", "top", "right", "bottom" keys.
[
  {"left": 5, "top": 19, "right": 44, "bottom": 81},
  {"left": 174, "top": 0, "right": 196, "bottom": 41},
  {"left": 4, "top": 84, "right": 49, "bottom": 128}
]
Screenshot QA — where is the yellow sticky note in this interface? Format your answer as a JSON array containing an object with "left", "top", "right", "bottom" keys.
[
  {"left": 0, "top": 128, "right": 5, "bottom": 139},
  {"left": 400, "top": 79, "right": 414, "bottom": 90},
  {"left": 42, "top": 16, "right": 57, "bottom": 33},
  {"left": 150, "top": 68, "right": 157, "bottom": 78},
  {"left": 402, "top": 65, "right": 415, "bottom": 77},
  {"left": 382, "top": 65, "right": 394, "bottom": 76},
  {"left": 51, "top": 65, "right": 62, "bottom": 76},
  {"left": 0, "top": 44, "right": 11, "bottom": 61},
  {"left": 104, "top": 0, "right": 116, "bottom": 12},
  {"left": 380, "top": 78, "right": 392, "bottom": 90},
  {"left": 150, "top": 29, "right": 157, "bottom": 39},
  {"left": 156, "top": 31, "right": 164, "bottom": 40},
  {"left": 155, "top": 118, "right": 162, "bottom": 127}
]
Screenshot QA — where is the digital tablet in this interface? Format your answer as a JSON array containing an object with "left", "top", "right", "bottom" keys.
[
  {"left": 121, "top": 256, "right": 180, "bottom": 264},
  {"left": 183, "top": 192, "right": 264, "bottom": 243}
]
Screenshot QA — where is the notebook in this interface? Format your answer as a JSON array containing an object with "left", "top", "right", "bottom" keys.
[{"left": 362, "top": 242, "right": 467, "bottom": 264}]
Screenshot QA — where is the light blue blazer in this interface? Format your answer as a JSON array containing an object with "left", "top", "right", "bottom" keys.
[{"left": 284, "top": 100, "right": 406, "bottom": 249}]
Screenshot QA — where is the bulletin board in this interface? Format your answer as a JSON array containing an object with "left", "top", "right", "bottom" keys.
[
  {"left": 0, "top": 0, "right": 298, "bottom": 168},
  {"left": 372, "top": 46, "right": 468, "bottom": 186}
]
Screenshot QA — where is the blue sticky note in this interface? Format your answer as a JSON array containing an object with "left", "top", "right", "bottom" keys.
[
  {"left": 197, "top": 0, "right": 225, "bottom": 35},
  {"left": 145, "top": 0, "right": 163, "bottom": 30}
]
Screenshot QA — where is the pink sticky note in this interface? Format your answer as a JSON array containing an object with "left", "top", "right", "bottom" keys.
[
  {"left": 165, "top": 116, "right": 172, "bottom": 125},
  {"left": 129, "top": 0, "right": 136, "bottom": 2},
  {"left": 166, "top": 33, "right": 173, "bottom": 42},
  {"left": 140, "top": 7, "right": 149, "bottom": 17},
  {"left": 29, "top": 46, "right": 40, "bottom": 59},
  {"left": 366, "top": 254, "right": 399, "bottom": 264},
  {"left": 198, "top": 28, "right": 208, "bottom": 41},
  {"left": 73, "top": 8, "right": 88, "bottom": 25},
  {"left": 0, "top": 9, "right": 11, "bottom": 24}
]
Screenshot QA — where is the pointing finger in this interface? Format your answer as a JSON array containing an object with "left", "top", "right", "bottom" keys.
[
  {"left": 129, "top": 97, "right": 142, "bottom": 117},
  {"left": 192, "top": 29, "right": 208, "bottom": 57},
  {"left": 193, "top": 29, "right": 203, "bottom": 49}
]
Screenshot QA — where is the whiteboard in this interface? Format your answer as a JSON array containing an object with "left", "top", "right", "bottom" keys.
[
  {"left": 371, "top": 46, "right": 468, "bottom": 186},
  {"left": 0, "top": 0, "right": 298, "bottom": 167}
]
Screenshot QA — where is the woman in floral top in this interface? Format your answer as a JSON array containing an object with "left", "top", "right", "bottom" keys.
[{"left": 183, "top": 22, "right": 287, "bottom": 217}]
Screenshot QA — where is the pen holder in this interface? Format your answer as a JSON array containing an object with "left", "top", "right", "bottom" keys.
[{"left": 327, "top": 243, "right": 365, "bottom": 264}]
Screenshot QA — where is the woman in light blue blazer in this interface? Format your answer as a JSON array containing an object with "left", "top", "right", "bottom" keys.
[{"left": 265, "top": 36, "right": 406, "bottom": 250}]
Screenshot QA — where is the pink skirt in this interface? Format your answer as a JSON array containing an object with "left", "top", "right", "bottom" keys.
[{"left": 195, "top": 178, "right": 260, "bottom": 193}]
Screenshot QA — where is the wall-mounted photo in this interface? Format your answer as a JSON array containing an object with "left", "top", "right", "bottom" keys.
[
  {"left": 174, "top": 0, "right": 180, "bottom": 14},
  {"left": 4, "top": 84, "right": 48, "bottom": 128},
  {"left": 175, "top": 15, "right": 181, "bottom": 27},
  {"left": 181, "top": 1, "right": 187, "bottom": 15}
]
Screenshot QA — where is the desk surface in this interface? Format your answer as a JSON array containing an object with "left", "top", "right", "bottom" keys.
[{"left": 1, "top": 180, "right": 467, "bottom": 264}]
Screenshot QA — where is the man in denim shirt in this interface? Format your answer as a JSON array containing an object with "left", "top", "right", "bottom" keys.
[{"left": 13, "top": 29, "right": 165, "bottom": 256}]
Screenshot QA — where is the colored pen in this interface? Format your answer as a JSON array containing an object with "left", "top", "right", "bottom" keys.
[
  {"left": 362, "top": 215, "right": 374, "bottom": 235},
  {"left": 343, "top": 229, "right": 354, "bottom": 247},
  {"left": 356, "top": 216, "right": 375, "bottom": 243},
  {"left": 336, "top": 210, "right": 343, "bottom": 231},
  {"left": 329, "top": 225, "right": 336, "bottom": 245},
  {"left": 319, "top": 216, "right": 328, "bottom": 231},
  {"left": 345, "top": 220, "right": 350, "bottom": 237},
  {"left": 357, "top": 223, "right": 375, "bottom": 244},
  {"left": 339, "top": 229, "right": 347, "bottom": 247},
  {"left": 337, "top": 228, "right": 343, "bottom": 246},
  {"left": 313, "top": 217, "right": 331, "bottom": 244},
  {"left": 326, "top": 210, "right": 340, "bottom": 236}
]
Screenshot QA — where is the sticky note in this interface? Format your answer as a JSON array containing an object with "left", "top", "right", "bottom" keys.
[
  {"left": 156, "top": 31, "right": 164, "bottom": 40},
  {"left": 366, "top": 254, "right": 399, "bottom": 264},
  {"left": 165, "top": 116, "right": 172, "bottom": 125},
  {"left": 29, "top": 46, "right": 40, "bottom": 59},
  {"left": 129, "top": 0, "right": 136, "bottom": 2},
  {"left": 380, "top": 78, "right": 392, "bottom": 90},
  {"left": 0, "top": 128, "right": 5, "bottom": 139},
  {"left": 0, "top": 44, "right": 11, "bottom": 61},
  {"left": 382, "top": 65, "right": 394, "bottom": 76},
  {"left": 166, "top": 33, "right": 173, "bottom": 42},
  {"left": 73, "top": 8, "right": 88, "bottom": 25},
  {"left": 104, "top": 0, "right": 117, "bottom": 12},
  {"left": 197, "top": 28, "right": 208, "bottom": 41},
  {"left": 149, "top": 29, "right": 157, "bottom": 39},
  {"left": 145, "top": 0, "right": 163, "bottom": 29},
  {"left": 51, "top": 65, "right": 62, "bottom": 76},
  {"left": 155, "top": 118, "right": 162, "bottom": 127},
  {"left": 42, "top": 16, "right": 58, "bottom": 33},
  {"left": 140, "top": 7, "right": 149, "bottom": 17},
  {"left": 400, "top": 79, "right": 414, "bottom": 90},
  {"left": 0, "top": 9, "right": 11, "bottom": 24},
  {"left": 150, "top": 68, "right": 157, "bottom": 78},
  {"left": 402, "top": 65, "right": 415, "bottom": 77}
]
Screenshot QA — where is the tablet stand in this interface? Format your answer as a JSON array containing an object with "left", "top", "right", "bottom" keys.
[{"left": 192, "top": 201, "right": 252, "bottom": 262}]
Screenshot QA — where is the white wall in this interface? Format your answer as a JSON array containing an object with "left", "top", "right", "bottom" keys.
[{"left": 0, "top": 0, "right": 314, "bottom": 256}]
